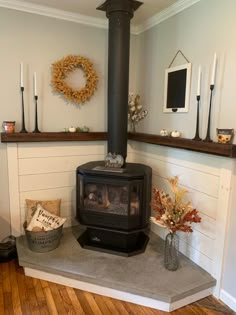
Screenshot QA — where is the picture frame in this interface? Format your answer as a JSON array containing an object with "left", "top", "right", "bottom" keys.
[{"left": 163, "top": 63, "right": 192, "bottom": 113}]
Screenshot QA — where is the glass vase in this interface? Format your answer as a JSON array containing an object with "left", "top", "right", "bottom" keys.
[
  {"left": 129, "top": 121, "right": 136, "bottom": 133},
  {"left": 164, "top": 232, "right": 179, "bottom": 271}
]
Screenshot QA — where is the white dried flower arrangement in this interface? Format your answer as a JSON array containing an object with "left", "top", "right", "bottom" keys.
[{"left": 128, "top": 93, "right": 147, "bottom": 131}]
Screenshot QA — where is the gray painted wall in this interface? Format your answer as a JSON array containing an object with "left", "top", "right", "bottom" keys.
[{"left": 134, "top": 0, "right": 236, "bottom": 305}]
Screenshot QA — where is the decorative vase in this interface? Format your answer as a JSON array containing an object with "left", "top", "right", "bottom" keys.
[
  {"left": 129, "top": 121, "right": 136, "bottom": 133},
  {"left": 164, "top": 232, "right": 179, "bottom": 271}
]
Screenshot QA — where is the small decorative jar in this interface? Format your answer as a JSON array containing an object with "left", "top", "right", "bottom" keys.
[
  {"left": 217, "top": 128, "right": 234, "bottom": 144},
  {"left": 164, "top": 232, "right": 179, "bottom": 271},
  {"left": 2, "top": 121, "right": 15, "bottom": 133}
]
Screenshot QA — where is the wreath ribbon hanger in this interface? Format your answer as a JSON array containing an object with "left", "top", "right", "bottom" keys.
[{"left": 168, "top": 50, "right": 190, "bottom": 68}]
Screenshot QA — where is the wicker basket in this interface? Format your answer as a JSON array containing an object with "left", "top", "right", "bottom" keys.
[{"left": 23, "top": 222, "right": 63, "bottom": 253}]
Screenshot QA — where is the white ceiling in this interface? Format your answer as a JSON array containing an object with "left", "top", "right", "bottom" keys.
[{"left": 18, "top": 0, "right": 178, "bottom": 25}]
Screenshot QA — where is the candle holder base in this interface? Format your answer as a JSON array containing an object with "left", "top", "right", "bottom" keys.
[
  {"left": 203, "top": 137, "right": 213, "bottom": 143},
  {"left": 192, "top": 135, "right": 202, "bottom": 141},
  {"left": 19, "top": 129, "right": 28, "bottom": 133},
  {"left": 32, "top": 128, "right": 41, "bottom": 133}
]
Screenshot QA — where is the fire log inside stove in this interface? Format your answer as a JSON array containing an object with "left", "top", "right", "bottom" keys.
[{"left": 76, "top": 0, "right": 152, "bottom": 256}]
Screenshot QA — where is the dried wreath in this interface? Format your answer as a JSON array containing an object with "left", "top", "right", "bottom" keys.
[{"left": 51, "top": 55, "right": 98, "bottom": 104}]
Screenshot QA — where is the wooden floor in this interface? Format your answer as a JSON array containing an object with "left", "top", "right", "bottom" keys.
[{"left": 0, "top": 260, "right": 234, "bottom": 315}]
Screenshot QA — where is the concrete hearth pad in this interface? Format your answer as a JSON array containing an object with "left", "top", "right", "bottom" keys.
[{"left": 16, "top": 226, "right": 216, "bottom": 305}]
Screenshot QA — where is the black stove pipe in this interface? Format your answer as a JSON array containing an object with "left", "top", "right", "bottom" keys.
[{"left": 97, "top": 0, "right": 142, "bottom": 163}]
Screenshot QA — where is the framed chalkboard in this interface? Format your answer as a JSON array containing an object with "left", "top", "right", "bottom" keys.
[{"left": 163, "top": 63, "right": 191, "bottom": 113}]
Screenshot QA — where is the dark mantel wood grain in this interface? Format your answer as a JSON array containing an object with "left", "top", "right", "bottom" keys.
[
  {"left": 1, "top": 132, "right": 236, "bottom": 158},
  {"left": 0, "top": 132, "right": 108, "bottom": 142}
]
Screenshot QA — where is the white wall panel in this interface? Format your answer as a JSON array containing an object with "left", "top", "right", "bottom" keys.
[
  {"left": 18, "top": 142, "right": 107, "bottom": 158},
  {"left": 19, "top": 155, "right": 105, "bottom": 175},
  {"left": 19, "top": 172, "right": 75, "bottom": 192}
]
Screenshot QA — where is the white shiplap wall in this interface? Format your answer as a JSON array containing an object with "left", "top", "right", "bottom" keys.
[
  {"left": 128, "top": 141, "right": 233, "bottom": 297},
  {"left": 8, "top": 141, "right": 107, "bottom": 234},
  {"left": 6, "top": 140, "right": 233, "bottom": 297}
]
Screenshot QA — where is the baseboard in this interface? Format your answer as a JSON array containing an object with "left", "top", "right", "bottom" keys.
[{"left": 220, "top": 289, "right": 236, "bottom": 312}]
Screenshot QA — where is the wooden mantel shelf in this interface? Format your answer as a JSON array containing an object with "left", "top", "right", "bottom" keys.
[
  {"left": 128, "top": 132, "right": 236, "bottom": 158},
  {"left": 0, "top": 132, "right": 108, "bottom": 142},
  {"left": 1, "top": 132, "right": 236, "bottom": 158}
]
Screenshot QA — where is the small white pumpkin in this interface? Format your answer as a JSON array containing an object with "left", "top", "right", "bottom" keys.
[
  {"left": 171, "top": 130, "right": 181, "bottom": 137},
  {"left": 69, "top": 126, "right": 76, "bottom": 133},
  {"left": 160, "top": 129, "right": 169, "bottom": 136}
]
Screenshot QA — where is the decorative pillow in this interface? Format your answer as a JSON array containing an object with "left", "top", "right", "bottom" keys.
[
  {"left": 26, "top": 204, "right": 66, "bottom": 232},
  {"left": 26, "top": 199, "right": 61, "bottom": 225}
]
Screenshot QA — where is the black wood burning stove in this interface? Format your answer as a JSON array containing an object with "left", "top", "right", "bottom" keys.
[
  {"left": 76, "top": 0, "right": 152, "bottom": 256},
  {"left": 76, "top": 161, "right": 151, "bottom": 256}
]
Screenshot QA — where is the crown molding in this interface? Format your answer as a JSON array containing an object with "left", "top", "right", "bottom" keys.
[
  {"left": 0, "top": 0, "right": 108, "bottom": 29},
  {"left": 0, "top": 0, "right": 200, "bottom": 34},
  {"left": 133, "top": 0, "right": 201, "bottom": 35}
]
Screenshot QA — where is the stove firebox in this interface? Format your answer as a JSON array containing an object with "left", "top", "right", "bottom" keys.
[{"left": 76, "top": 161, "right": 151, "bottom": 256}]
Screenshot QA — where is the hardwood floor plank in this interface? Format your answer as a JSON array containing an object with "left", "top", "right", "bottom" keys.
[
  {"left": 140, "top": 304, "right": 165, "bottom": 315},
  {"left": 83, "top": 290, "right": 104, "bottom": 315},
  {"left": 3, "top": 292, "right": 14, "bottom": 315},
  {"left": 65, "top": 287, "right": 86, "bottom": 315},
  {"left": 33, "top": 278, "right": 50, "bottom": 315},
  {"left": 101, "top": 296, "right": 122, "bottom": 315},
  {"left": 40, "top": 279, "right": 49, "bottom": 289},
  {"left": 124, "top": 301, "right": 153, "bottom": 315},
  {"left": 25, "top": 276, "right": 41, "bottom": 315},
  {"left": 57, "top": 286, "right": 77, "bottom": 315},
  {"left": 2, "top": 262, "right": 11, "bottom": 293},
  {"left": 74, "top": 289, "right": 97, "bottom": 315},
  {"left": 0, "top": 263, "right": 3, "bottom": 285},
  {"left": 42, "top": 286, "right": 59, "bottom": 315},
  {"left": 91, "top": 293, "right": 113, "bottom": 315},
  {"left": 48, "top": 282, "right": 67, "bottom": 314},
  {"left": 0, "top": 287, "right": 5, "bottom": 315},
  {"left": 9, "top": 260, "right": 22, "bottom": 315},
  {"left": 15, "top": 261, "right": 31, "bottom": 315},
  {"left": 195, "top": 296, "right": 235, "bottom": 315},
  {"left": 112, "top": 299, "right": 133, "bottom": 315}
]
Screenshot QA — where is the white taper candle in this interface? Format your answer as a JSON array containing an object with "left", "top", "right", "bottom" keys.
[
  {"left": 20, "top": 62, "right": 24, "bottom": 88},
  {"left": 34, "top": 72, "right": 37, "bottom": 96},
  {"left": 210, "top": 53, "right": 217, "bottom": 85},
  {"left": 197, "top": 65, "right": 201, "bottom": 96}
]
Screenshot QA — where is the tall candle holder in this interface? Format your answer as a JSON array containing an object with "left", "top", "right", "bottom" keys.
[
  {"left": 33, "top": 95, "right": 40, "bottom": 133},
  {"left": 203, "top": 84, "right": 214, "bottom": 142},
  {"left": 192, "top": 95, "right": 202, "bottom": 141},
  {"left": 20, "top": 86, "right": 28, "bottom": 133}
]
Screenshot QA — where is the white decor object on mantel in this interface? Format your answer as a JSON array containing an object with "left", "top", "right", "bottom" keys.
[
  {"left": 68, "top": 127, "right": 76, "bottom": 132},
  {"left": 160, "top": 129, "right": 169, "bottom": 136},
  {"left": 171, "top": 130, "right": 181, "bottom": 137}
]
